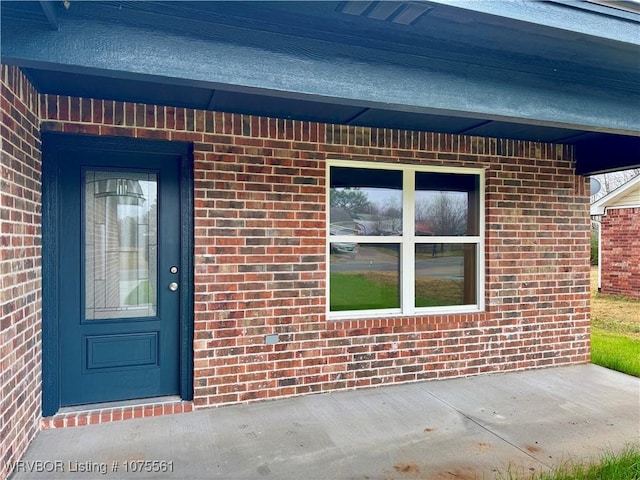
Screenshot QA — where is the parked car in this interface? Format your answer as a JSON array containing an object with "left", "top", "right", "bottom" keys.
[
  {"left": 330, "top": 222, "right": 359, "bottom": 257},
  {"left": 330, "top": 241, "right": 358, "bottom": 256}
]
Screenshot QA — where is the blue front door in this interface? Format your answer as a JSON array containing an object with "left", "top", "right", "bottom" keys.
[{"left": 57, "top": 148, "right": 181, "bottom": 406}]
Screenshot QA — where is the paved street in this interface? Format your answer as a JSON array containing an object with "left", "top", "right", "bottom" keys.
[{"left": 332, "top": 248, "right": 463, "bottom": 280}]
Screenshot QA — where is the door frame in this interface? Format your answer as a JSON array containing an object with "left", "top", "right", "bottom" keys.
[{"left": 42, "top": 133, "right": 194, "bottom": 416}]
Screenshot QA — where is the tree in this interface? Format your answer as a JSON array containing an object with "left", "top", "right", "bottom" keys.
[
  {"left": 423, "top": 192, "right": 467, "bottom": 236},
  {"left": 372, "top": 197, "right": 402, "bottom": 235},
  {"left": 591, "top": 168, "right": 640, "bottom": 200},
  {"left": 329, "top": 188, "right": 372, "bottom": 217}
]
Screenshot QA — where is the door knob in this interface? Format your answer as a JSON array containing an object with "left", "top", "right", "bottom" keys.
[{"left": 169, "top": 282, "right": 179, "bottom": 291}]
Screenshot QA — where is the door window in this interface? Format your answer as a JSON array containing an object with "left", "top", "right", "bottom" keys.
[{"left": 84, "top": 170, "right": 158, "bottom": 320}]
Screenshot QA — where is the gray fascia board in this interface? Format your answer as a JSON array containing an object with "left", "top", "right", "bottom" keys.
[
  {"left": 427, "top": 0, "right": 640, "bottom": 45},
  {"left": 3, "top": 17, "right": 639, "bottom": 136}
]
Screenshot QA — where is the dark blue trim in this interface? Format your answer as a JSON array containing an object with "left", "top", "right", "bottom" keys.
[
  {"left": 41, "top": 133, "right": 194, "bottom": 415},
  {"left": 575, "top": 135, "right": 640, "bottom": 175},
  {"left": 179, "top": 144, "right": 194, "bottom": 401},
  {"left": 41, "top": 135, "right": 60, "bottom": 417}
]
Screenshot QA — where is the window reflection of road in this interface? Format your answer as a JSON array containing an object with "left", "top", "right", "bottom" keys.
[{"left": 331, "top": 248, "right": 463, "bottom": 280}]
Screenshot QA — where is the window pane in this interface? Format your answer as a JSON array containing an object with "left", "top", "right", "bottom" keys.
[
  {"left": 330, "top": 243, "right": 400, "bottom": 311},
  {"left": 415, "top": 172, "right": 479, "bottom": 236},
  {"left": 85, "top": 170, "right": 158, "bottom": 320},
  {"left": 330, "top": 167, "right": 402, "bottom": 236},
  {"left": 415, "top": 243, "right": 477, "bottom": 307}
]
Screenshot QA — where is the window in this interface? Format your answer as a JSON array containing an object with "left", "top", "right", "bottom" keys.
[{"left": 328, "top": 161, "right": 484, "bottom": 318}]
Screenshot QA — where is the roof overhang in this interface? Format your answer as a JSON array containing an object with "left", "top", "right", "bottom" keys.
[{"left": 2, "top": 1, "right": 639, "bottom": 175}]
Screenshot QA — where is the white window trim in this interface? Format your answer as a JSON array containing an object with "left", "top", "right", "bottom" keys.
[{"left": 326, "top": 159, "right": 485, "bottom": 320}]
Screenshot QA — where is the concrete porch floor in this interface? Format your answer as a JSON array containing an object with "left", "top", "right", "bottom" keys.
[{"left": 10, "top": 364, "right": 640, "bottom": 480}]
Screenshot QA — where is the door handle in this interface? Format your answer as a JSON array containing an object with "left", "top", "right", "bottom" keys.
[{"left": 169, "top": 282, "right": 179, "bottom": 291}]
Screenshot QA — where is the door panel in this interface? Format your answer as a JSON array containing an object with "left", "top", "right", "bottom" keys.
[
  {"left": 59, "top": 150, "right": 181, "bottom": 406},
  {"left": 85, "top": 333, "right": 159, "bottom": 369}
]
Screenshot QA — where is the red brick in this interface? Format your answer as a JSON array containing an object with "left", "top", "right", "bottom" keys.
[
  {"left": 1, "top": 66, "right": 42, "bottom": 478},
  {"left": 600, "top": 207, "right": 640, "bottom": 299}
]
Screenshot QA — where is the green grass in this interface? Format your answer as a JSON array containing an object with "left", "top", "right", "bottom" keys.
[
  {"left": 497, "top": 444, "right": 640, "bottom": 480},
  {"left": 330, "top": 273, "right": 399, "bottom": 311},
  {"left": 591, "top": 329, "right": 640, "bottom": 377},
  {"left": 590, "top": 267, "right": 640, "bottom": 378},
  {"left": 329, "top": 272, "right": 464, "bottom": 310},
  {"left": 124, "top": 280, "right": 154, "bottom": 306},
  {"left": 415, "top": 277, "right": 464, "bottom": 307}
]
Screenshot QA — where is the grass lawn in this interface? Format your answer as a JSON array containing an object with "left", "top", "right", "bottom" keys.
[
  {"left": 590, "top": 267, "right": 640, "bottom": 377},
  {"left": 124, "top": 279, "right": 154, "bottom": 306},
  {"left": 591, "top": 331, "right": 640, "bottom": 377},
  {"left": 329, "top": 271, "right": 464, "bottom": 310},
  {"left": 330, "top": 272, "right": 399, "bottom": 310},
  {"left": 498, "top": 444, "right": 640, "bottom": 480}
]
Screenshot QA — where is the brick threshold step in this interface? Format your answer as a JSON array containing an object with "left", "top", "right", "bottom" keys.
[{"left": 41, "top": 396, "right": 194, "bottom": 429}]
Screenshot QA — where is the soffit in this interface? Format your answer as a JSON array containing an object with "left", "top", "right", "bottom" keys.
[{"left": 2, "top": 1, "right": 639, "bottom": 174}]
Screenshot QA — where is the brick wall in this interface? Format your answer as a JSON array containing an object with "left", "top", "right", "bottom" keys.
[
  {"left": 1, "top": 66, "right": 42, "bottom": 479},
  {"left": 37, "top": 93, "right": 591, "bottom": 409},
  {"left": 601, "top": 207, "right": 640, "bottom": 299}
]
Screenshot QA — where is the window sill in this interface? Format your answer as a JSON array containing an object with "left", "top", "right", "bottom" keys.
[{"left": 327, "top": 304, "right": 483, "bottom": 321}]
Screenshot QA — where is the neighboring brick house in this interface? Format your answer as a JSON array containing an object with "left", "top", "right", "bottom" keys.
[
  {"left": 1, "top": 2, "right": 639, "bottom": 479},
  {"left": 591, "top": 175, "right": 640, "bottom": 299}
]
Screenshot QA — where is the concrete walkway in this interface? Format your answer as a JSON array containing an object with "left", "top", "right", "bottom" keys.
[{"left": 10, "top": 364, "right": 640, "bottom": 480}]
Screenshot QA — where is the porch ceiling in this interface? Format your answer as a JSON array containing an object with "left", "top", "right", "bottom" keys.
[{"left": 2, "top": 1, "right": 639, "bottom": 175}]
